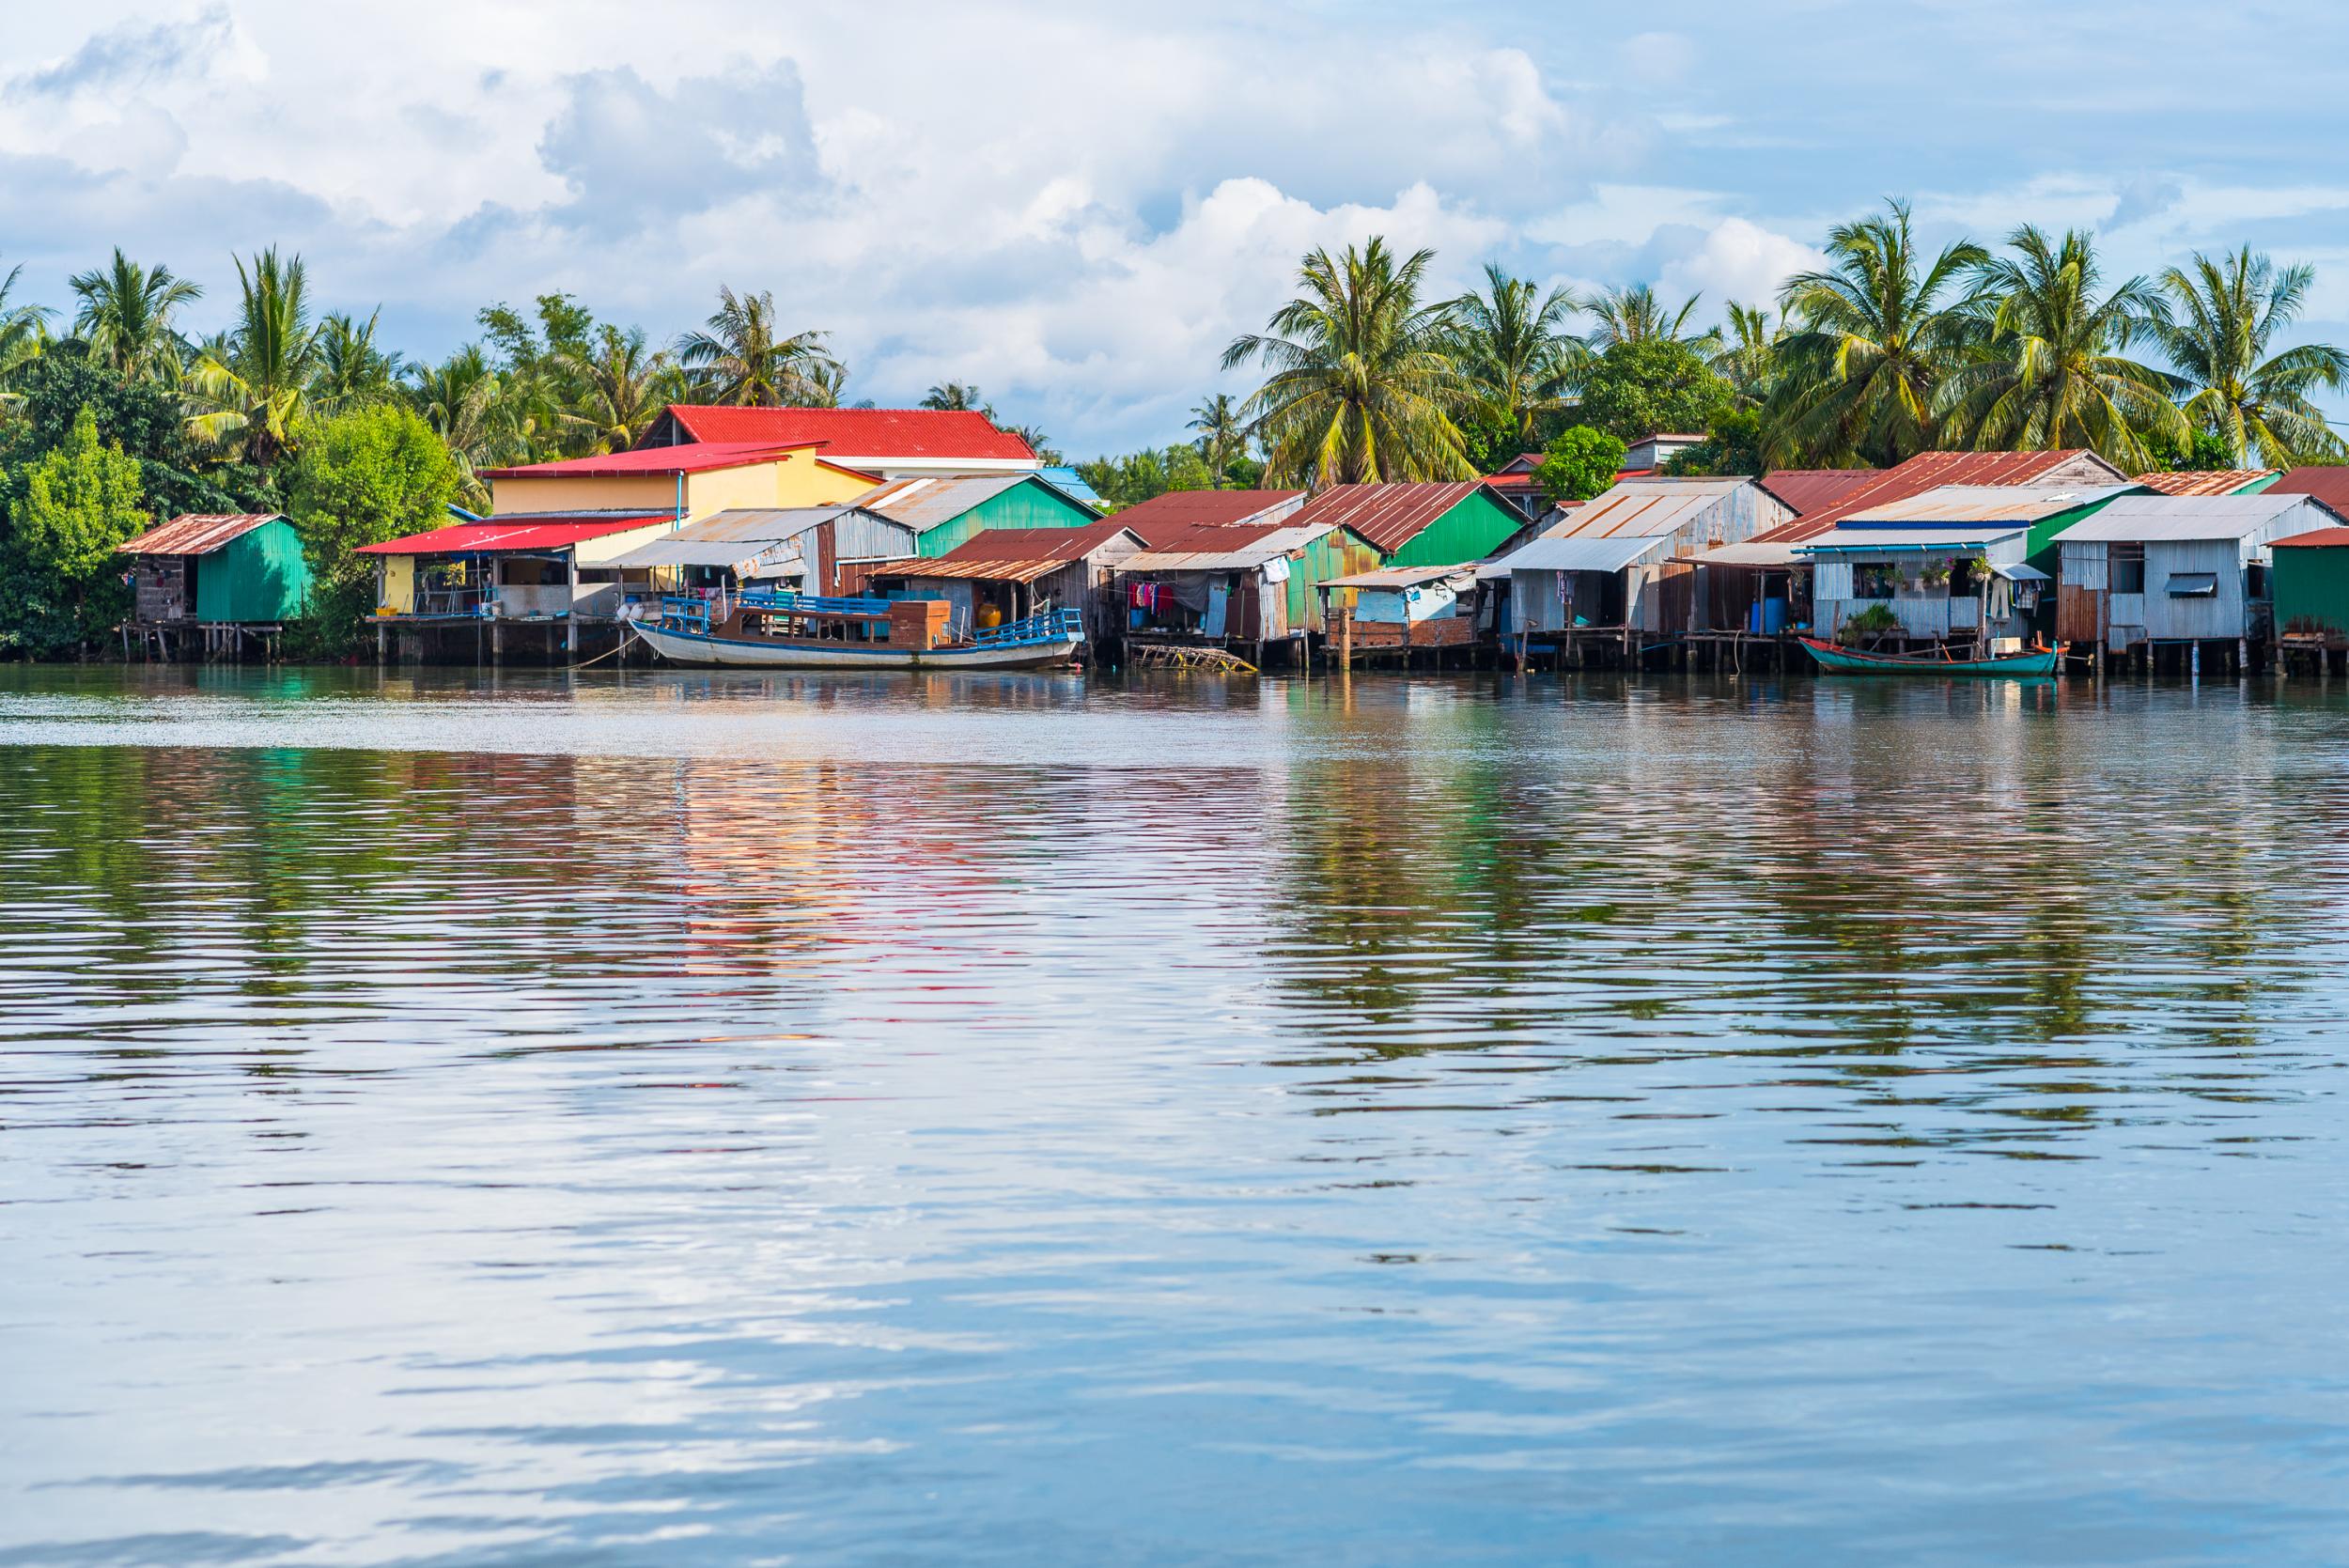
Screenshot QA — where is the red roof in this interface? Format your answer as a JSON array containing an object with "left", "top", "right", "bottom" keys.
[
  {"left": 1753, "top": 450, "right": 2126, "bottom": 543},
  {"left": 928, "top": 520, "right": 1139, "bottom": 563},
  {"left": 1755, "top": 469, "right": 1880, "bottom": 518},
  {"left": 2134, "top": 469, "right": 2279, "bottom": 496},
  {"left": 354, "top": 515, "right": 672, "bottom": 554},
  {"left": 1125, "top": 518, "right": 1307, "bottom": 555},
  {"left": 118, "top": 513, "right": 285, "bottom": 556},
  {"left": 1289, "top": 482, "right": 1487, "bottom": 552},
  {"left": 2276, "top": 527, "right": 2349, "bottom": 548},
  {"left": 479, "top": 442, "right": 817, "bottom": 480},
  {"left": 654, "top": 406, "right": 1036, "bottom": 461},
  {"left": 2262, "top": 468, "right": 2349, "bottom": 510},
  {"left": 1108, "top": 489, "right": 1304, "bottom": 531}
]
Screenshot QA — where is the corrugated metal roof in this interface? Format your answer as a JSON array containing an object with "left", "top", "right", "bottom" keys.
[
  {"left": 2264, "top": 467, "right": 2349, "bottom": 511},
  {"left": 657, "top": 405, "right": 1037, "bottom": 460},
  {"left": 1754, "top": 449, "right": 2129, "bottom": 542},
  {"left": 852, "top": 474, "right": 1035, "bottom": 532},
  {"left": 1290, "top": 482, "right": 1486, "bottom": 552},
  {"left": 1482, "top": 533, "right": 1672, "bottom": 577},
  {"left": 1121, "top": 523, "right": 1333, "bottom": 572},
  {"left": 1755, "top": 469, "right": 1878, "bottom": 517},
  {"left": 117, "top": 513, "right": 285, "bottom": 556},
  {"left": 354, "top": 514, "right": 672, "bottom": 554},
  {"left": 605, "top": 536, "right": 799, "bottom": 570},
  {"left": 2133, "top": 469, "right": 2279, "bottom": 496},
  {"left": 480, "top": 442, "right": 814, "bottom": 479},
  {"left": 1801, "top": 524, "right": 2031, "bottom": 552},
  {"left": 1841, "top": 484, "right": 2135, "bottom": 525},
  {"left": 1322, "top": 564, "right": 1480, "bottom": 589},
  {"left": 1539, "top": 481, "right": 1746, "bottom": 540},
  {"left": 2275, "top": 527, "right": 2349, "bottom": 548},
  {"left": 2054, "top": 492, "right": 2346, "bottom": 541},
  {"left": 879, "top": 521, "right": 1143, "bottom": 582},
  {"left": 1701, "top": 540, "right": 1804, "bottom": 567},
  {"left": 1106, "top": 489, "right": 1306, "bottom": 536},
  {"left": 660, "top": 506, "right": 855, "bottom": 541}
]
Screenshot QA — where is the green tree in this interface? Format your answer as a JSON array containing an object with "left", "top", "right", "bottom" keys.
[
  {"left": 0, "top": 406, "right": 148, "bottom": 655},
  {"left": 311, "top": 309, "right": 404, "bottom": 417},
  {"left": 286, "top": 402, "right": 461, "bottom": 651},
  {"left": 1936, "top": 225, "right": 2186, "bottom": 471},
  {"left": 1573, "top": 338, "right": 1735, "bottom": 444},
  {"left": 677, "top": 287, "right": 835, "bottom": 407},
  {"left": 1188, "top": 393, "right": 1245, "bottom": 484},
  {"left": 3, "top": 343, "right": 266, "bottom": 517},
  {"left": 68, "top": 249, "right": 200, "bottom": 381},
  {"left": 1448, "top": 263, "right": 1584, "bottom": 447},
  {"left": 184, "top": 248, "right": 321, "bottom": 465},
  {"left": 2155, "top": 246, "right": 2348, "bottom": 467},
  {"left": 1532, "top": 426, "right": 1626, "bottom": 506},
  {"left": 921, "top": 381, "right": 993, "bottom": 415},
  {"left": 1710, "top": 302, "right": 1784, "bottom": 410},
  {"left": 0, "top": 260, "right": 54, "bottom": 403},
  {"left": 1769, "top": 199, "right": 1988, "bottom": 466},
  {"left": 1663, "top": 409, "right": 1766, "bottom": 476},
  {"left": 1580, "top": 283, "right": 1712, "bottom": 351},
  {"left": 406, "top": 346, "right": 516, "bottom": 507},
  {"left": 1222, "top": 236, "right": 1472, "bottom": 485},
  {"left": 556, "top": 325, "right": 678, "bottom": 455}
]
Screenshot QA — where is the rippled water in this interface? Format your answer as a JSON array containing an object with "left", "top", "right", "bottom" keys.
[{"left": 6, "top": 663, "right": 2349, "bottom": 1566}]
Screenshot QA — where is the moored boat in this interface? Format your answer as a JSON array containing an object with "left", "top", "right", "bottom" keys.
[
  {"left": 1798, "top": 635, "right": 2058, "bottom": 677},
  {"left": 627, "top": 589, "right": 1084, "bottom": 670}
]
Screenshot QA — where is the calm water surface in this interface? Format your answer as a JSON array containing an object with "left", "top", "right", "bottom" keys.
[{"left": 4, "top": 664, "right": 2349, "bottom": 1566}]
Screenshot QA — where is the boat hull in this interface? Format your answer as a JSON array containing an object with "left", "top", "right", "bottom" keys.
[
  {"left": 1799, "top": 636, "right": 2057, "bottom": 677},
  {"left": 626, "top": 619, "right": 1083, "bottom": 671}
]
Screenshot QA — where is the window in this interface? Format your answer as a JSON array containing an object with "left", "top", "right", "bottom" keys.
[
  {"left": 1853, "top": 563, "right": 1900, "bottom": 599},
  {"left": 2248, "top": 564, "right": 2270, "bottom": 600},
  {"left": 2165, "top": 572, "right": 2219, "bottom": 598},
  {"left": 2109, "top": 543, "right": 2146, "bottom": 594}
]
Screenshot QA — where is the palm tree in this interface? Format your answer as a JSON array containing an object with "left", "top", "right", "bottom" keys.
[
  {"left": 407, "top": 345, "right": 515, "bottom": 505},
  {"left": 1580, "top": 283, "right": 1712, "bottom": 352},
  {"left": 800, "top": 360, "right": 849, "bottom": 409},
  {"left": 1188, "top": 393, "right": 1245, "bottom": 485},
  {"left": 182, "top": 248, "right": 320, "bottom": 465},
  {"left": 310, "top": 308, "right": 403, "bottom": 416},
  {"left": 677, "top": 287, "right": 834, "bottom": 407},
  {"left": 69, "top": 249, "right": 199, "bottom": 381},
  {"left": 1936, "top": 225, "right": 2186, "bottom": 471},
  {"left": 1768, "top": 199, "right": 1989, "bottom": 466},
  {"left": 0, "top": 261, "right": 53, "bottom": 402},
  {"left": 2155, "top": 247, "right": 2347, "bottom": 467},
  {"left": 1447, "top": 263, "right": 1584, "bottom": 446},
  {"left": 921, "top": 381, "right": 992, "bottom": 414},
  {"left": 1221, "top": 236, "right": 1473, "bottom": 486},
  {"left": 1710, "top": 301, "right": 1785, "bottom": 410},
  {"left": 557, "top": 326, "right": 678, "bottom": 454}
]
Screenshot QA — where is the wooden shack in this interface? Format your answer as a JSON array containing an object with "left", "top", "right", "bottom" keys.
[
  {"left": 116, "top": 512, "right": 313, "bottom": 660},
  {"left": 867, "top": 521, "right": 1145, "bottom": 644},
  {"left": 1113, "top": 520, "right": 1381, "bottom": 665},
  {"left": 2057, "top": 491, "right": 2344, "bottom": 671}
]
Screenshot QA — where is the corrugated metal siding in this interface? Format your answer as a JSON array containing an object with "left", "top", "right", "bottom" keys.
[
  {"left": 914, "top": 481, "right": 1106, "bottom": 557},
  {"left": 1815, "top": 561, "right": 1853, "bottom": 600},
  {"left": 2275, "top": 544, "right": 2349, "bottom": 638},
  {"left": 1291, "top": 531, "right": 1384, "bottom": 629},
  {"left": 2143, "top": 539, "right": 2246, "bottom": 641},
  {"left": 194, "top": 517, "right": 312, "bottom": 621},
  {"left": 1386, "top": 489, "right": 1527, "bottom": 569},
  {"left": 834, "top": 509, "right": 921, "bottom": 563}
]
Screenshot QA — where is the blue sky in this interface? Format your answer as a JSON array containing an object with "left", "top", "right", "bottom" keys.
[{"left": 8, "top": 1, "right": 2349, "bottom": 455}]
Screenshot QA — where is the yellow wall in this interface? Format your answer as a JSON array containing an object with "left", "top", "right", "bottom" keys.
[
  {"left": 490, "top": 453, "right": 879, "bottom": 520},
  {"left": 381, "top": 554, "right": 415, "bottom": 613},
  {"left": 573, "top": 520, "right": 684, "bottom": 567}
]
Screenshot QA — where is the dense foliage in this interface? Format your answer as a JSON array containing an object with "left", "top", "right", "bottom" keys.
[
  {"left": 1532, "top": 427, "right": 1626, "bottom": 505},
  {"left": 285, "top": 404, "right": 463, "bottom": 654}
]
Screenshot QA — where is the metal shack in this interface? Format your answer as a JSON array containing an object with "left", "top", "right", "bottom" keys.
[
  {"left": 602, "top": 506, "right": 918, "bottom": 601},
  {"left": 1478, "top": 478, "right": 1790, "bottom": 650},
  {"left": 1115, "top": 520, "right": 1380, "bottom": 663},
  {"left": 852, "top": 474, "right": 1101, "bottom": 558},
  {"left": 2272, "top": 527, "right": 2349, "bottom": 663},
  {"left": 869, "top": 520, "right": 1147, "bottom": 644},
  {"left": 1317, "top": 565, "right": 1483, "bottom": 664},
  {"left": 117, "top": 512, "right": 313, "bottom": 659},
  {"left": 2056, "top": 490, "right": 2343, "bottom": 668},
  {"left": 1801, "top": 485, "right": 2136, "bottom": 652}
]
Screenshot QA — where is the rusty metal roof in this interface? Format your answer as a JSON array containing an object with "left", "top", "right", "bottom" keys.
[
  {"left": 117, "top": 513, "right": 286, "bottom": 556},
  {"left": 2270, "top": 468, "right": 2349, "bottom": 510},
  {"left": 1107, "top": 489, "right": 1305, "bottom": 535},
  {"left": 878, "top": 522, "right": 1144, "bottom": 582},
  {"left": 2133, "top": 469, "right": 2279, "bottom": 496},
  {"left": 1539, "top": 480, "right": 1748, "bottom": 540},
  {"left": 1289, "top": 482, "right": 1487, "bottom": 552},
  {"left": 1753, "top": 450, "right": 2129, "bottom": 542},
  {"left": 1121, "top": 523, "right": 1334, "bottom": 573},
  {"left": 2275, "top": 526, "right": 2349, "bottom": 548},
  {"left": 1755, "top": 469, "right": 1879, "bottom": 517}
]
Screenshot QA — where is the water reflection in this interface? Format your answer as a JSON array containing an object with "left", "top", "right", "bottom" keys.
[{"left": 3, "top": 666, "right": 2348, "bottom": 1564}]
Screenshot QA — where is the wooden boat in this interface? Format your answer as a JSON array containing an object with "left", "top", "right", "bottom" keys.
[
  {"left": 627, "top": 590, "right": 1085, "bottom": 670},
  {"left": 1798, "top": 635, "right": 2058, "bottom": 677}
]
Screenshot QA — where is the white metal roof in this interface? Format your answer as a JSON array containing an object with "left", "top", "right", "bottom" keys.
[
  {"left": 1481, "top": 533, "right": 1672, "bottom": 577},
  {"left": 1700, "top": 540, "right": 1804, "bottom": 567},
  {"left": 1800, "top": 524, "right": 2031, "bottom": 553},
  {"left": 1539, "top": 482, "right": 1749, "bottom": 541},
  {"left": 1840, "top": 484, "right": 2137, "bottom": 526},
  {"left": 2052, "top": 492, "right": 2345, "bottom": 541}
]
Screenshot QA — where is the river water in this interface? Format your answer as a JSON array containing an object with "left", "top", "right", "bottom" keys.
[{"left": 4, "top": 665, "right": 2349, "bottom": 1566}]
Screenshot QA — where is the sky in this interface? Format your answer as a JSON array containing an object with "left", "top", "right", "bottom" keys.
[{"left": 8, "top": 1, "right": 2349, "bottom": 456}]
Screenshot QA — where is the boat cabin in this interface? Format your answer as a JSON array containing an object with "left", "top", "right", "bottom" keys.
[{"left": 866, "top": 521, "right": 1145, "bottom": 644}]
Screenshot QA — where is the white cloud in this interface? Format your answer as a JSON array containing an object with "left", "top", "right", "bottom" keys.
[{"left": 1657, "top": 218, "right": 1825, "bottom": 312}]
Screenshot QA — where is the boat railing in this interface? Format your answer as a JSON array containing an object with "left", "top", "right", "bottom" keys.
[
  {"left": 737, "top": 589, "right": 896, "bottom": 616},
  {"left": 975, "top": 607, "right": 1085, "bottom": 647}
]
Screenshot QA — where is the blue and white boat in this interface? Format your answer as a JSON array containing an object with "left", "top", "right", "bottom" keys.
[{"left": 625, "top": 590, "right": 1085, "bottom": 670}]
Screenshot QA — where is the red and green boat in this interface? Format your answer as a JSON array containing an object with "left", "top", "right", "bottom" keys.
[{"left": 1798, "top": 635, "right": 2058, "bottom": 677}]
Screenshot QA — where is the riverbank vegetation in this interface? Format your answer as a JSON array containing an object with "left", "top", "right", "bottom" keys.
[{"left": 0, "top": 198, "right": 2341, "bottom": 654}]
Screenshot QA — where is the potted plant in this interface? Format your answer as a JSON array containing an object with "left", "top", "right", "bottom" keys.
[
  {"left": 1839, "top": 603, "right": 1902, "bottom": 646},
  {"left": 1919, "top": 560, "right": 1952, "bottom": 588}
]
